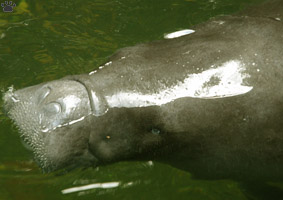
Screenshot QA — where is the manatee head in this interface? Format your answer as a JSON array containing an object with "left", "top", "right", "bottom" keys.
[
  {"left": 3, "top": 78, "right": 98, "bottom": 172},
  {"left": 3, "top": 76, "right": 165, "bottom": 172}
]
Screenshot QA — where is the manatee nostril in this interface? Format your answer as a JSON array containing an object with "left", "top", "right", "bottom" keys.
[
  {"left": 37, "top": 86, "right": 51, "bottom": 103},
  {"left": 3, "top": 87, "right": 19, "bottom": 113},
  {"left": 43, "top": 102, "right": 62, "bottom": 115},
  {"left": 10, "top": 94, "right": 19, "bottom": 102}
]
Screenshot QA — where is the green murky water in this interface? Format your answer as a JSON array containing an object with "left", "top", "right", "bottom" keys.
[{"left": 1, "top": 0, "right": 282, "bottom": 199}]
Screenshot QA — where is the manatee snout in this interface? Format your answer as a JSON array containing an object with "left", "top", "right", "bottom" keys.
[
  {"left": 2, "top": 79, "right": 96, "bottom": 171},
  {"left": 3, "top": 84, "right": 53, "bottom": 114},
  {"left": 3, "top": 79, "right": 93, "bottom": 129},
  {"left": 3, "top": 87, "right": 19, "bottom": 114}
]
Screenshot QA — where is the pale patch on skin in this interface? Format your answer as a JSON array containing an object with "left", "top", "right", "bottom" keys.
[
  {"left": 105, "top": 60, "right": 253, "bottom": 108},
  {"left": 62, "top": 95, "right": 82, "bottom": 114},
  {"left": 164, "top": 29, "right": 195, "bottom": 39}
]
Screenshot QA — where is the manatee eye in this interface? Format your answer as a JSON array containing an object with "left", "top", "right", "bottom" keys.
[
  {"left": 151, "top": 128, "right": 161, "bottom": 135},
  {"left": 43, "top": 102, "right": 62, "bottom": 115}
]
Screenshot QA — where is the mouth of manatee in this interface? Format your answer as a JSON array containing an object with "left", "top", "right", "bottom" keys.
[{"left": 3, "top": 78, "right": 100, "bottom": 172}]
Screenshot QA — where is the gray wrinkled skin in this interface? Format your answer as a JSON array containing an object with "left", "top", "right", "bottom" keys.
[
  {"left": 3, "top": 0, "right": 283, "bottom": 180},
  {"left": 3, "top": 80, "right": 96, "bottom": 171}
]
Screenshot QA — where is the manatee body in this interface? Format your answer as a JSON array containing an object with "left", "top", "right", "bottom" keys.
[{"left": 3, "top": 0, "right": 283, "bottom": 181}]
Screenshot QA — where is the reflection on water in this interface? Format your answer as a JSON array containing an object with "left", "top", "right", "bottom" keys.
[
  {"left": 0, "top": 0, "right": 280, "bottom": 199},
  {"left": 62, "top": 181, "right": 121, "bottom": 194}
]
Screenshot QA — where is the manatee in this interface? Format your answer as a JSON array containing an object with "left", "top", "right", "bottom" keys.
[{"left": 3, "top": 0, "right": 283, "bottom": 184}]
